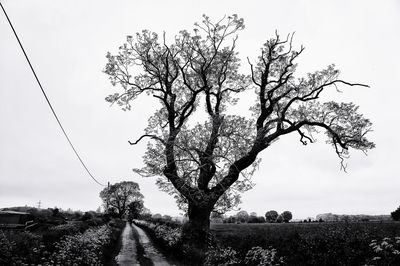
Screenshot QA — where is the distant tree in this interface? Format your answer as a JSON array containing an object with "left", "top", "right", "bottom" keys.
[
  {"left": 52, "top": 207, "right": 59, "bottom": 217},
  {"left": 276, "top": 214, "right": 284, "bottom": 223},
  {"left": 210, "top": 212, "right": 224, "bottom": 224},
  {"left": 211, "top": 211, "right": 224, "bottom": 219},
  {"left": 73, "top": 210, "right": 83, "bottom": 220},
  {"left": 99, "top": 181, "right": 144, "bottom": 218},
  {"left": 81, "top": 211, "right": 94, "bottom": 221},
  {"left": 163, "top": 215, "right": 172, "bottom": 221},
  {"left": 265, "top": 210, "right": 279, "bottom": 223},
  {"left": 140, "top": 208, "right": 152, "bottom": 220},
  {"left": 281, "top": 211, "right": 293, "bottom": 223},
  {"left": 223, "top": 215, "right": 237, "bottom": 223},
  {"left": 236, "top": 210, "right": 249, "bottom": 223},
  {"left": 250, "top": 212, "right": 257, "bottom": 217},
  {"left": 258, "top": 216, "right": 266, "bottom": 223},
  {"left": 247, "top": 212, "right": 258, "bottom": 223},
  {"left": 391, "top": 206, "right": 400, "bottom": 221},
  {"left": 127, "top": 200, "right": 144, "bottom": 220},
  {"left": 152, "top": 213, "right": 162, "bottom": 220}
]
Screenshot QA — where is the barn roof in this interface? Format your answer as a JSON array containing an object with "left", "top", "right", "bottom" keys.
[{"left": 0, "top": 210, "right": 29, "bottom": 215}]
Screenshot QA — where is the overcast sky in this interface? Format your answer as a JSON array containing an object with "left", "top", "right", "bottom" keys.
[{"left": 1, "top": 0, "right": 399, "bottom": 219}]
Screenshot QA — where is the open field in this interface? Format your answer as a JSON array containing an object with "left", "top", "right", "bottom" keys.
[{"left": 211, "top": 222, "right": 400, "bottom": 265}]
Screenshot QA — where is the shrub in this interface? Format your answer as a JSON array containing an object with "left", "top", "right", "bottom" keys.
[
  {"left": 244, "top": 246, "right": 284, "bottom": 266},
  {"left": 145, "top": 216, "right": 182, "bottom": 229},
  {"left": 154, "top": 224, "right": 181, "bottom": 248},
  {"left": 365, "top": 236, "right": 400, "bottom": 265},
  {"left": 81, "top": 211, "right": 94, "bottom": 221},
  {"left": 44, "top": 225, "right": 112, "bottom": 266},
  {"left": 0, "top": 230, "right": 46, "bottom": 265},
  {"left": 134, "top": 219, "right": 198, "bottom": 263},
  {"left": 73, "top": 211, "right": 83, "bottom": 220},
  {"left": 204, "top": 247, "right": 239, "bottom": 266},
  {"left": 102, "top": 218, "right": 125, "bottom": 263},
  {"left": 134, "top": 220, "right": 182, "bottom": 248},
  {"left": 0, "top": 231, "right": 15, "bottom": 265},
  {"left": 42, "top": 222, "right": 88, "bottom": 250},
  {"left": 86, "top": 217, "right": 105, "bottom": 226}
]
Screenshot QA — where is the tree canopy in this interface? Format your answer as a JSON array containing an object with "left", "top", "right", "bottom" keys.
[
  {"left": 281, "top": 211, "right": 293, "bottom": 223},
  {"left": 265, "top": 210, "right": 279, "bottom": 223},
  {"left": 127, "top": 199, "right": 144, "bottom": 220},
  {"left": 391, "top": 206, "right": 400, "bottom": 221},
  {"left": 99, "top": 181, "right": 143, "bottom": 217},
  {"left": 104, "top": 14, "right": 374, "bottom": 223}
]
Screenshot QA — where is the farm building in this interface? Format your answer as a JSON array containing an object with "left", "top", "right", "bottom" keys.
[{"left": 0, "top": 210, "right": 30, "bottom": 225}]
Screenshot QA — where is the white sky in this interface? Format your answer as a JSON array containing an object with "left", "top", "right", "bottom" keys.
[{"left": 1, "top": 0, "right": 399, "bottom": 219}]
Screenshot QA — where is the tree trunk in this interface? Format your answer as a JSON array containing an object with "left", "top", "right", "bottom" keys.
[{"left": 182, "top": 202, "right": 213, "bottom": 253}]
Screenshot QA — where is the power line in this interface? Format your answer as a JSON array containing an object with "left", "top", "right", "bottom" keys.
[{"left": 0, "top": 2, "right": 106, "bottom": 187}]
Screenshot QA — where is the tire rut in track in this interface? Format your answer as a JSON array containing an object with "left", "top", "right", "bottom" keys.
[
  {"left": 132, "top": 223, "right": 175, "bottom": 266},
  {"left": 115, "top": 221, "right": 140, "bottom": 266}
]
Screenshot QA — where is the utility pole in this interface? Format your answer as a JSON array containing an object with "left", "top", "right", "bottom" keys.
[{"left": 106, "top": 182, "right": 110, "bottom": 213}]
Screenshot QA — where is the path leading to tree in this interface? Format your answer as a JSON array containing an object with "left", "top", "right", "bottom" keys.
[
  {"left": 115, "top": 222, "right": 140, "bottom": 266},
  {"left": 116, "top": 222, "right": 176, "bottom": 266},
  {"left": 132, "top": 223, "right": 174, "bottom": 266}
]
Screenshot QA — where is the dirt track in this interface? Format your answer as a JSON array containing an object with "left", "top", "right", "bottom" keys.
[
  {"left": 115, "top": 222, "right": 140, "bottom": 266},
  {"left": 115, "top": 222, "right": 175, "bottom": 266}
]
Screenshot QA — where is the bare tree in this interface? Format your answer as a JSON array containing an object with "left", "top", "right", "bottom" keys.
[{"left": 104, "top": 15, "right": 374, "bottom": 247}]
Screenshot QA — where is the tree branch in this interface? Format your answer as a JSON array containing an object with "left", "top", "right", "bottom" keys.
[{"left": 128, "top": 134, "right": 166, "bottom": 145}]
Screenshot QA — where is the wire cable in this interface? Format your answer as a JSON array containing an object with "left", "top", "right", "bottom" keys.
[{"left": 0, "top": 2, "right": 106, "bottom": 187}]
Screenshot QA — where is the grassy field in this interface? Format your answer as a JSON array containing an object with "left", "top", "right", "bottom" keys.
[{"left": 211, "top": 222, "right": 400, "bottom": 265}]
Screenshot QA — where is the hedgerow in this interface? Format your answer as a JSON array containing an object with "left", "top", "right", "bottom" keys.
[
  {"left": 0, "top": 218, "right": 124, "bottom": 266},
  {"left": 43, "top": 225, "right": 111, "bottom": 266}
]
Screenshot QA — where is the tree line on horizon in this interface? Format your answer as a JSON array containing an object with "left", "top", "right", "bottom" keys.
[{"left": 97, "top": 181, "right": 400, "bottom": 225}]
